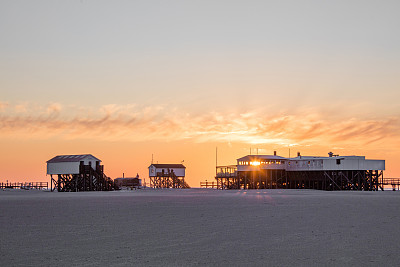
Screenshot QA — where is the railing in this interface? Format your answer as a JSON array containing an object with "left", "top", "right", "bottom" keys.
[
  {"left": 200, "top": 181, "right": 218, "bottom": 188},
  {"left": 380, "top": 178, "right": 400, "bottom": 190},
  {"left": 1, "top": 182, "right": 48, "bottom": 189},
  {"left": 216, "top": 172, "right": 237, "bottom": 178},
  {"left": 381, "top": 178, "right": 400, "bottom": 185}
]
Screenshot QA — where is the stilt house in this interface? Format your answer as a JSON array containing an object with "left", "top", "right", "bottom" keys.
[
  {"left": 216, "top": 151, "right": 385, "bottom": 191},
  {"left": 47, "top": 154, "right": 115, "bottom": 192},
  {"left": 148, "top": 163, "right": 189, "bottom": 188}
]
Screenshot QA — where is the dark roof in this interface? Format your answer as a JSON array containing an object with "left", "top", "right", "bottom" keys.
[
  {"left": 114, "top": 177, "right": 139, "bottom": 181},
  {"left": 149, "top": 164, "right": 186, "bottom": 169},
  {"left": 47, "top": 154, "right": 101, "bottom": 163}
]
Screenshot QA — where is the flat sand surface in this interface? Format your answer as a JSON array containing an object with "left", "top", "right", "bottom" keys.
[{"left": 1, "top": 189, "right": 400, "bottom": 266}]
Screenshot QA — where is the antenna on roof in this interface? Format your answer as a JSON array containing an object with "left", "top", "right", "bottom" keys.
[
  {"left": 151, "top": 154, "right": 154, "bottom": 164},
  {"left": 216, "top": 146, "right": 218, "bottom": 176}
]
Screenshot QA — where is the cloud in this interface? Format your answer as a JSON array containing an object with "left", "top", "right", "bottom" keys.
[
  {"left": 15, "top": 103, "right": 28, "bottom": 113},
  {"left": 46, "top": 103, "right": 62, "bottom": 115},
  {"left": 0, "top": 101, "right": 8, "bottom": 112},
  {"left": 0, "top": 103, "right": 399, "bottom": 149}
]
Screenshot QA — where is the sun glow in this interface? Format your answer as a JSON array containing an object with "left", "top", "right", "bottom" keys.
[{"left": 250, "top": 161, "right": 261, "bottom": 166}]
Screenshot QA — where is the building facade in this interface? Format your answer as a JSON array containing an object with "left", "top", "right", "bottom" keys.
[{"left": 216, "top": 152, "right": 385, "bottom": 190}]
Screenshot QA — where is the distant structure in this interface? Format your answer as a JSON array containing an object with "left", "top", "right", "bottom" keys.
[
  {"left": 216, "top": 151, "right": 385, "bottom": 191},
  {"left": 148, "top": 164, "right": 190, "bottom": 188},
  {"left": 47, "top": 154, "right": 116, "bottom": 192},
  {"left": 0, "top": 181, "right": 48, "bottom": 190},
  {"left": 114, "top": 174, "right": 142, "bottom": 189}
]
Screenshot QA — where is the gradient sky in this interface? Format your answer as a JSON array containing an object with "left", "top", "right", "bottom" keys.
[{"left": 1, "top": 0, "right": 400, "bottom": 186}]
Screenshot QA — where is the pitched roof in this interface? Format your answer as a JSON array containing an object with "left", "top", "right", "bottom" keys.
[
  {"left": 149, "top": 164, "right": 186, "bottom": 169},
  {"left": 47, "top": 154, "right": 101, "bottom": 163}
]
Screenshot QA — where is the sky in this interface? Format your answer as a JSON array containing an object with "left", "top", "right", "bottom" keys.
[{"left": 1, "top": 0, "right": 400, "bottom": 186}]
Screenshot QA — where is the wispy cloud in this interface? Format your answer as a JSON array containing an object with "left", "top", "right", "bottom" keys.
[
  {"left": 0, "top": 101, "right": 8, "bottom": 112},
  {"left": 0, "top": 103, "right": 399, "bottom": 148},
  {"left": 46, "top": 103, "right": 62, "bottom": 115}
]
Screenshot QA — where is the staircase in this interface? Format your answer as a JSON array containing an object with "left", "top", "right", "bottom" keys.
[
  {"left": 168, "top": 172, "right": 191, "bottom": 188},
  {"left": 78, "top": 164, "right": 117, "bottom": 191}
]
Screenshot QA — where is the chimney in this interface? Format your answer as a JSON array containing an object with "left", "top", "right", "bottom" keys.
[
  {"left": 123, "top": 173, "right": 125, "bottom": 178},
  {"left": 297, "top": 152, "right": 301, "bottom": 157},
  {"left": 274, "top": 151, "right": 277, "bottom": 156},
  {"left": 328, "top": 152, "right": 333, "bottom": 158}
]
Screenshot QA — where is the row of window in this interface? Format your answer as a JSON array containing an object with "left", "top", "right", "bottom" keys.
[
  {"left": 239, "top": 159, "right": 341, "bottom": 167},
  {"left": 238, "top": 160, "right": 284, "bottom": 166},
  {"left": 238, "top": 160, "right": 327, "bottom": 167},
  {"left": 287, "top": 160, "right": 324, "bottom": 166}
]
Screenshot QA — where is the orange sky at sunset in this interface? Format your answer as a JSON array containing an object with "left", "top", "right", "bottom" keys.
[
  {"left": 1, "top": 1, "right": 400, "bottom": 186},
  {"left": 0, "top": 102, "right": 399, "bottom": 186}
]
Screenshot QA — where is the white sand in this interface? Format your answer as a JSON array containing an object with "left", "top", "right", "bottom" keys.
[{"left": 1, "top": 189, "right": 399, "bottom": 266}]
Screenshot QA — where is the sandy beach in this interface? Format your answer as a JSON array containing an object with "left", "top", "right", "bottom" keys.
[{"left": 1, "top": 189, "right": 400, "bottom": 266}]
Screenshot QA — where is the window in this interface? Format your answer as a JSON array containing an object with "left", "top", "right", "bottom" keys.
[{"left": 336, "top": 159, "right": 341, "bottom": 165}]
